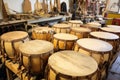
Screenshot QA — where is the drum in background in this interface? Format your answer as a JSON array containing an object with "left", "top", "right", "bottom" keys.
[
  {"left": 19, "top": 40, "right": 54, "bottom": 75},
  {"left": 46, "top": 50, "right": 98, "bottom": 80},
  {"left": 70, "top": 27, "right": 91, "bottom": 38},
  {"left": 74, "top": 38, "right": 113, "bottom": 79},
  {"left": 53, "top": 23, "right": 70, "bottom": 33},
  {"left": 32, "top": 27, "right": 54, "bottom": 41},
  {"left": 100, "top": 27, "right": 120, "bottom": 37},
  {"left": 53, "top": 33, "right": 78, "bottom": 51},
  {"left": 81, "top": 22, "right": 101, "bottom": 31},
  {"left": 69, "top": 20, "right": 83, "bottom": 27},
  {"left": 90, "top": 31, "right": 119, "bottom": 53},
  {"left": 1, "top": 31, "right": 29, "bottom": 61},
  {"left": 107, "top": 25, "right": 120, "bottom": 29}
]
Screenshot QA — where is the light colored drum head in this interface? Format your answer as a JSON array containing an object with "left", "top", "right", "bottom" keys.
[
  {"left": 54, "top": 33, "right": 78, "bottom": 40},
  {"left": 87, "top": 22, "right": 101, "bottom": 28},
  {"left": 19, "top": 40, "right": 54, "bottom": 55},
  {"left": 53, "top": 23, "right": 70, "bottom": 28},
  {"left": 77, "top": 38, "right": 113, "bottom": 52},
  {"left": 90, "top": 32, "right": 119, "bottom": 40},
  {"left": 71, "top": 27, "right": 91, "bottom": 32},
  {"left": 69, "top": 20, "right": 83, "bottom": 24},
  {"left": 107, "top": 25, "right": 120, "bottom": 29},
  {"left": 101, "top": 27, "right": 120, "bottom": 33},
  {"left": 48, "top": 50, "right": 98, "bottom": 77},
  {"left": 1, "top": 31, "right": 28, "bottom": 41},
  {"left": 33, "top": 27, "right": 54, "bottom": 33}
]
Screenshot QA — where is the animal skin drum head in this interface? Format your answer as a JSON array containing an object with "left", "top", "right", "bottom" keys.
[
  {"left": 33, "top": 27, "right": 54, "bottom": 33},
  {"left": 1, "top": 31, "right": 28, "bottom": 41},
  {"left": 53, "top": 23, "right": 70, "bottom": 28},
  {"left": 77, "top": 38, "right": 113, "bottom": 52},
  {"left": 90, "top": 32, "right": 119, "bottom": 40},
  {"left": 19, "top": 40, "right": 54, "bottom": 55},
  {"left": 71, "top": 27, "right": 91, "bottom": 32},
  {"left": 101, "top": 27, "right": 120, "bottom": 33},
  {"left": 87, "top": 22, "right": 101, "bottom": 28},
  {"left": 53, "top": 33, "right": 78, "bottom": 40},
  {"left": 48, "top": 50, "right": 98, "bottom": 77},
  {"left": 69, "top": 20, "right": 83, "bottom": 24},
  {"left": 107, "top": 25, "right": 120, "bottom": 29}
]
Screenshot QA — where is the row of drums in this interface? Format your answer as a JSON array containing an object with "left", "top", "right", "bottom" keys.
[{"left": 0, "top": 22, "right": 120, "bottom": 80}]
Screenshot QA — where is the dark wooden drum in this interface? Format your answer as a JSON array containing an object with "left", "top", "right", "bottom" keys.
[
  {"left": 1, "top": 31, "right": 29, "bottom": 61},
  {"left": 19, "top": 40, "right": 54, "bottom": 75}
]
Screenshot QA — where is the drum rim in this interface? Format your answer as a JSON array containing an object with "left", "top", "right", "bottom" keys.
[
  {"left": 76, "top": 38, "right": 113, "bottom": 53},
  {"left": 90, "top": 31, "right": 119, "bottom": 41},
  {"left": 48, "top": 50, "right": 98, "bottom": 77}
]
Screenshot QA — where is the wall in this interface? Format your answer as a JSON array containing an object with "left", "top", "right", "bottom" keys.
[
  {"left": 0, "top": 0, "right": 3, "bottom": 19},
  {"left": 3, "top": 0, "right": 69, "bottom": 14}
]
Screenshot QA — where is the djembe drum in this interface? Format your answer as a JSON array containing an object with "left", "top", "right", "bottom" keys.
[
  {"left": 19, "top": 40, "right": 54, "bottom": 75},
  {"left": 32, "top": 27, "right": 54, "bottom": 41},
  {"left": 53, "top": 33, "right": 78, "bottom": 51},
  {"left": 1, "top": 31, "right": 29, "bottom": 61},
  {"left": 46, "top": 50, "right": 98, "bottom": 80},
  {"left": 70, "top": 27, "right": 91, "bottom": 38},
  {"left": 74, "top": 38, "right": 113, "bottom": 79},
  {"left": 53, "top": 23, "right": 70, "bottom": 33},
  {"left": 69, "top": 20, "right": 83, "bottom": 27}
]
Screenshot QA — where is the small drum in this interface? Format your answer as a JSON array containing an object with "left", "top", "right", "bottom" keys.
[
  {"left": 53, "top": 33, "right": 78, "bottom": 51},
  {"left": 107, "top": 25, "right": 120, "bottom": 29},
  {"left": 74, "top": 38, "right": 113, "bottom": 79},
  {"left": 53, "top": 23, "right": 70, "bottom": 33},
  {"left": 1, "top": 31, "right": 29, "bottom": 61},
  {"left": 69, "top": 20, "right": 83, "bottom": 27},
  {"left": 90, "top": 32, "right": 119, "bottom": 53},
  {"left": 19, "top": 40, "right": 54, "bottom": 74},
  {"left": 70, "top": 27, "right": 91, "bottom": 38},
  {"left": 46, "top": 50, "right": 98, "bottom": 80},
  {"left": 100, "top": 27, "right": 120, "bottom": 37},
  {"left": 32, "top": 27, "right": 54, "bottom": 41},
  {"left": 81, "top": 22, "right": 101, "bottom": 31}
]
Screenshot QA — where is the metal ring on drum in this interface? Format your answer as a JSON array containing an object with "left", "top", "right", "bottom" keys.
[
  {"left": 53, "top": 33, "right": 78, "bottom": 51},
  {"left": 46, "top": 50, "right": 98, "bottom": 80},
  {"left": 52, "top": 23, "right": 71, "bottom": 33},
  {"left": 0, "top": 31, "right": 30, "bottom": 61},
  {"left": 32, "top": 27, "right": 54, "bottom": 41},
  {"left": 74, "top": 38, "right": 113, "bottom": 79},
  {"left": 70, "top": 27, "right": 91, "bottom": 38},
  {"left": 19, "top": 40, "right": 54, "bottom": 76}
]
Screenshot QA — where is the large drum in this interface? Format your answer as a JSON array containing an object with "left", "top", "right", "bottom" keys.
[
  {"left": 46, "top": 50, "right": 98, "bottom": 80},
  {"left": 74, "top": 38, "right": 113, "bottom": 79},
  {"left": 81, "top": 22, "right": 101, "bottom": 31},
  {"left": 90, "top": 32, "right": 119, "bottom": 53},
  {"left": 1, "top": 31, "right": 29, "bottom": 61},
  {"left": 53, "top": 33, "right": 78, "bottom": 51},
  {"left": 19, "top": 40, "right": 54, "bottom": 75},
  {"left": 53, "top": 23, "right": 70, "bottom": 33},
  {"left": 70, "top": 27, "right": 91, "bottom": 38},
  {"left": 32, "top": 27, "right": 54, "bottom": 41},
  {"left": 69, "top": 20, "right": 83, "bottom": 27}
]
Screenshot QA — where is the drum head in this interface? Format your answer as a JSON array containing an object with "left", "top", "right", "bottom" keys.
[
  {"left": 69, "top": 20, "right": 83, "bottom": 24},
  {"left": 33, "top": 27, "right": 54, "bottom": 33},
  {"left": 53, "top": 24, "right": 70, "bottom": 28},
  {"left": 90, "top": 32, "right": 119, "bottom": 40},
  {"left": 100, "top": 27, "right": 120, "bottom": 33},
  {"left": 1, "top": 31, "right": 28, "bottom": 41},
  {"left": 19, "top": 40, "right": 54, "bottom": 55},
  {"left": 48, "top": 50, "right": 98, "bottom": 77},
  {"left": 107, "top": 25, "right": 120, "bottom": 29},
  {"left": 77, "top": 38, "right": 113, "bottom": 52},
  {"left": 71, "top": 27, "right": 91, "bottom": 32},
  {"left": 86, "top": 22, "right": 101, "bottom": 28},
  {"left": 54, "top": 33, "right": 78, "bottom": 41}
]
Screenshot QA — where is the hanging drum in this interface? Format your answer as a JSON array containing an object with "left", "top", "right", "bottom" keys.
[{"left": 1, "top": 31, "right": 29, "bottom": 61}]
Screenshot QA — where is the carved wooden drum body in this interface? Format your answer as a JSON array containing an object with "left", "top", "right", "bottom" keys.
[
  {"left": 19, "top": 40, "right": 54, "bottom": 74},
  {"left": 1, "top": 31, "right": 29, "bottom": 61},
  {"left": 53, "top": 33, "right": 78, "bottom": 51},
  {"left": 32, "top": 27, "right": 54, "bottom": 41},
  {"left": 46, "top": 50, "right": 98, "bottom": 80},
  {"left": 53, "top": 24, "right": 70, "bottom": 33},
  {"left": 70, "top": 27, "right": 91, "bottom": 38}
]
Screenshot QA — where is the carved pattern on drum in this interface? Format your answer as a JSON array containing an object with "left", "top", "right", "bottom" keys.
[{"left": 46, "top": 51, "right": 98, "bottom": 80}]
